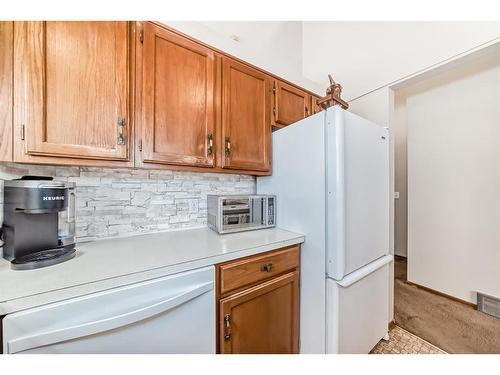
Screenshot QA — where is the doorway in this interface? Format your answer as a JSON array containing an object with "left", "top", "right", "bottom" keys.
[{"left": 392, "top": 45, "right": 500, "bottom": 353}]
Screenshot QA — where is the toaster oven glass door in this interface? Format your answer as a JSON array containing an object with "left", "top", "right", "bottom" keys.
[{"left": 221, "top": 197, "right": 267, "bottom": 231}]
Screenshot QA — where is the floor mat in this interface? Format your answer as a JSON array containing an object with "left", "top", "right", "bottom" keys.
[{"left": 371, "top": 325, "right": 445, "bottom": 354}]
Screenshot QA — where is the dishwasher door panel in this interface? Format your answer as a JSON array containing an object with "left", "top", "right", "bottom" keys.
[{"left": 2, "top": 266, "right": 215, "bottom": 354}]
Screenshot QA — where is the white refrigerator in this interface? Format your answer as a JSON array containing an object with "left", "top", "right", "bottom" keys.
[{"left": 257, "top": 106, "right": 393, "bottom": 354}]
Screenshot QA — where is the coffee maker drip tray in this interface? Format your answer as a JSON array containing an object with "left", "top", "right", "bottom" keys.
[{"left": 11, "top": 247, "right": 76, "bottom": 270}]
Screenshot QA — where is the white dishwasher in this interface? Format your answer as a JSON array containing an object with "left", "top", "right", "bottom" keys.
[{"left": 2, "top": 266, "right": 215, "bottom": 354}]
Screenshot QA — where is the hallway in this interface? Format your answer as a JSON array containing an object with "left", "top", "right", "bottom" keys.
[{"left": 394, "top": 257, "right": 500, "bottom": 353}]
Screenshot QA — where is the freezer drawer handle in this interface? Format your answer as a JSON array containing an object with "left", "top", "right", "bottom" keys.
[
  {"left": 336, "top": 255, "right": 393, "bottom": 288},
  {"left": 6, "top": 281, "right": 214, "bottom": 354}
]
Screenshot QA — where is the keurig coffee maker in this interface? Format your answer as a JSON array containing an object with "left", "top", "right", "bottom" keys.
[{"left": 1, "top": 176, "right": 76, "bottom": 270}]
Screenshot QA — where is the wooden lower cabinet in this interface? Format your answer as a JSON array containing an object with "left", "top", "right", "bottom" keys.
[
  {"left": 216, "top": 245, "right": 300, "bottom": 354},
  {"left": 219, "top": 271, "right": 299, "bottom": 354}
]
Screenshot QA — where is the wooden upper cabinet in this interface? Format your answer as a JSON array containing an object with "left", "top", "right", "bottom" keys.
[
  {"left": 7, "top": 21, "right": 316, "bottom": 173},
  {"left": 311, "top": 95, "right": 322, "bottom": 115},
  {"left": 0, "top": 21, "right": 13, "bottom": 162},
  {"left": 273, "top": 80, "right": 310, "bottom": 127},
  {"left": 139, "top": 22, "right": 217, "bottom": 168},
  {"left": 219, "top": 271, "right": 300, "bottom": 354},
  {"left": 14, "top": 22, "right": 131, "bottom": 161},
  {"left": 221, "top": 57, "right": 271, "bottom": 172}
]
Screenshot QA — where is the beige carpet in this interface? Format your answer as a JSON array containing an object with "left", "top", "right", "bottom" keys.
[{"left": 394, "top": 257, "right": 500, "bottom": 353}]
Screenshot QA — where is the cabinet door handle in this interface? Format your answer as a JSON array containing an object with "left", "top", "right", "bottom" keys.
[
  {"left": 117, "top": 117, "right": 126, "bottom": 145},
  {"left": 224, "top": 314, "right": 231, "bottom": 341},
  {"left": 225, "top": 137, "right": 231, "bottom": 157},
  {"left": 261, "top": 263, "right": 273, "bottom": 272},
  {"left": 207, "top": 133, "right": 214, "bottom": 156}
]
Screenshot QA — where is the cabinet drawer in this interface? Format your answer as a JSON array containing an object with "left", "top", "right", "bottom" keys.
[{"left": 218, "top": 245, "right": 299, "bottom": 295}]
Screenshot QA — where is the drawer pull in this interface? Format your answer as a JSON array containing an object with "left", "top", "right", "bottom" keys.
[{"left": 261, "top": 263, "right": 273, "bottom": 272}]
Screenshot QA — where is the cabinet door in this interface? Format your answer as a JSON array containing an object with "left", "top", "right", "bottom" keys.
[
  {"left": 311, "top": 95, "right": 322, "bottom": 115},
  {"left": 140, "top": 23, "right": 217, "bottom": 167},
  {"left": 0, "top": 21, "right": 13, "bottom": 162},
  {"left": 219, "top": 271, "right": 300, "bottom": 354},
  {"left": 273, "top": 80, "right": 310, "bottom": 126},
  {"left": 221, "top": 57, "right": 271, "bottom": 172},
  {"left": 14, "top": 22, "right": 131, "bottom": 161}
]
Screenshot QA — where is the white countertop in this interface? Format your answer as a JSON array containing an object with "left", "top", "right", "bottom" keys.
[{"left": 0, "top": 227, "right": 304, "bottom": 315}]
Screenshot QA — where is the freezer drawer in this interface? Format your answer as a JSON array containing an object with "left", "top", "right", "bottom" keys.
[
  {"left": 326, "top": 255, "right": 392, "bottom": 354},
  {"left": 2, "top": 266, "right": 215, "bottom": 354}
]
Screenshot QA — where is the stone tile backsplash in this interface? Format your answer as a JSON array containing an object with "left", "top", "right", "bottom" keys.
[{"left": 0, "top": 163, "right": 256, "bottom": 242}]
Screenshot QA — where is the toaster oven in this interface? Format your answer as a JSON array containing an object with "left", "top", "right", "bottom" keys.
[{"left": 207, "top": 195, "right": 276, "bottom": 234}]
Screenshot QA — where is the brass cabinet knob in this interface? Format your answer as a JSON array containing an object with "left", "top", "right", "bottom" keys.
[{"left": 261, "top": 263, "right": 273, "bottom": 272}]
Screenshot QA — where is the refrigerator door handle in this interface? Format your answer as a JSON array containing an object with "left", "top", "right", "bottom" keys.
[
  {"left": 336, "top": 255, "right": 393, "bottom": 288},
  {"left": 6, "top": 281, "right": 214, "bottom": 354}
]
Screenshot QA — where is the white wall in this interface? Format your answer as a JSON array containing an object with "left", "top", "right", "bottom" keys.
[
  {"left": 302, "top": 22, "right": 500, "bottom": 100},
  {"left": 162, "top": 21, "right": 323, "bottom": 94},
  {"left": 405, "top": 51, "right": 500, "bottom": 303},
  {"left": 393, "top": 95, "right": 408, "bottom": 257}
]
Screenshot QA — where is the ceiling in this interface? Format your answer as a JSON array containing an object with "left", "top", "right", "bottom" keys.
[
  {"left": 302, "top": 22, "right": 500, "bottom": 100},
  {"left": 163, "top": 21, "right": 500, "bottom": 100}
]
